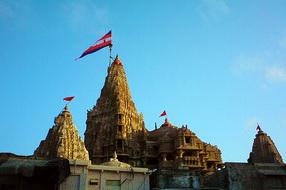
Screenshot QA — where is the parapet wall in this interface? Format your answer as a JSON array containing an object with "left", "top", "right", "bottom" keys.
[
  {"left": 60, "top": 160, "right": 150, "bottom": 190},
  {"left": 203, "top": 162, "right": 286, "bottom": 190}
]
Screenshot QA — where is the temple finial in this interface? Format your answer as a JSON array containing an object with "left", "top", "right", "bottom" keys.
[
  {"left": 113, "top": 55, "right": 122, "bottom": 65},
  {"left": 110, "top": 151, "right": 118, "bottom": 162},
  {"left": 256, "top": 123, "right": 262, "bottom": 133}
]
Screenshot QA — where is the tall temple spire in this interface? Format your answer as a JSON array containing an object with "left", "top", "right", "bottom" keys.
[
  {"left": 248, "top": 125, "right": 283, "bottom": 164},
  {"left": 85, "top": 55, "right": 145, "bottom": 165},
  {"left": 34, "top": 105, "right": 89, "bottom": 160}
]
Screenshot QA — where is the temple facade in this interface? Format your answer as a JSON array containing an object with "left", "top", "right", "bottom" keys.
[{"left": 84, "top": 56, "right": 223, "bottom": 176}]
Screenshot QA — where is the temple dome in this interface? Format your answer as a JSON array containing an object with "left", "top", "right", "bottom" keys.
[{"left": 100, "top": 152, "right": 131, "bottom": 168}]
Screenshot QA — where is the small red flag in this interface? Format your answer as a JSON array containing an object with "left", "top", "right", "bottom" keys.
[
  {"left": 63, "top": 96, "right": 75, "bottom": 101},
  {"left": 159, "top": 110, "right": 167, "bottom": 117}
]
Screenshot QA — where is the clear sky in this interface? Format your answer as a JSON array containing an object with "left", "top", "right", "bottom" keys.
[{"left": 0, "top": 0, "right": 285, "bottom": 162}]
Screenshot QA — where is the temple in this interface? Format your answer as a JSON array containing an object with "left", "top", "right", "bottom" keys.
[
  {"left": 1, "top": 54, "right": 285, "bottom": 189},
  {"left": 34, "top": 105, "right": 89, "bottom": 160},
  {"left": 248, "top": 125, "right": 283, "bottom": 164},
  {"left": 84, "top": 55, "right": 223, "bottom": 182},
  {"left": 203, "top": 125, "right": 286, "bottom": 190},
  {"left": 145, "top": 118, "right": 222, "bottom": 173}
]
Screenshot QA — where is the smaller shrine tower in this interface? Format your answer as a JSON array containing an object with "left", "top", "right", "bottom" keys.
[
  {"left": 34, "top": 105, "right": 89, "bottom": 160},
  {"left": 248, "top": 125, "right": 283, "bottom": 164}
]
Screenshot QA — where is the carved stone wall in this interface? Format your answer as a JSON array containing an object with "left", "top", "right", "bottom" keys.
[{"left": 34, "top": 106, "right": 89, "bottom": 160}]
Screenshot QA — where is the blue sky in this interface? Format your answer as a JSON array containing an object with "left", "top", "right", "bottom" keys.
[{"left": 0, "top": 0, "right": 285, "bottom": 162}]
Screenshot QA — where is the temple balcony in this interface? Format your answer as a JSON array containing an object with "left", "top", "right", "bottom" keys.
[
  {"left": 206, "top": 157, "right": 221, "bottom": 162},
  {"left": 177, "top": 145, "right": 203, "bottom": 151}
]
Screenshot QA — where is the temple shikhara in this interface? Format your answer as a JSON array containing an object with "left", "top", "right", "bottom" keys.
[
  {"left": 0, "top": 55, "right": 285, "bottom": 190},
  {"left": 84, "top": 56, "right": 146, "bottom": 166},
  {"left": 248, "top": 126, "right": 283, "bottom": 164},
  {"left": 34, "top": 105, "right": 89, "bottom": 161}
]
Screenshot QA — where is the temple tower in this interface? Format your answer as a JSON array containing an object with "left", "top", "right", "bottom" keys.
[
  {"left": 85, "top": 56, "right": 145, "bottom": 166},
  {"left": 34, "top": 105, "right": 89, "bottom": 160},
  {"left": 248, "top": 125, "right": 283, "bottom": 164}
]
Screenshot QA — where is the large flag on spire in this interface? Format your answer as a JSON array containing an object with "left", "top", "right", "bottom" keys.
[{"left": 77, "top": 30, "right": 112, "bottom": 59}]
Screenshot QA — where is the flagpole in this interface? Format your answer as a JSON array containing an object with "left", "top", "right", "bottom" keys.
[
  {"left": 109, "top": 44, "right": 113, "bottom": 67},
  {"left": 63, "top": 96, "right": 75, "bottom": 111}
]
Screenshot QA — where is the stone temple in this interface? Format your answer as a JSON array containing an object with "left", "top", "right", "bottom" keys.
[
  {"left": 248, "top": 126, "right": 283, "bottom": 164},
  {"left": 84, "top": 56, "right": 223, "bottom": 187},
  {"left": 203, "top": 125, "right": 286, "bottom": 190},
  {"left": 84, "top": 56, "right": 146, "bottom": 165},
  {"left": 1, "top": 55, "right": 285, "bottom": 190},
  {"left": 34, "top": 105, "right": 89, "bottom": 160}
]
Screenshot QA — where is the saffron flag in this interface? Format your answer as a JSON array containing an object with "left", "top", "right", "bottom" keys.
[
  {"left": 159, "top": 110, "right": 167, "bottom": 117},
  {"left": 78, "top": 30, "right": 112, "bottom": 59},
  {"left": 63, "top": 96, "right": 75, "bottom": 101}
]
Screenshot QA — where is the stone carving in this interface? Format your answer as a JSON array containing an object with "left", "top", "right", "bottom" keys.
[
  {"left": 34, "top": 105, "right": 89, "bottom": 160},
  {"left": 248, "top": 125, "right": 283, "bottom": 164}
]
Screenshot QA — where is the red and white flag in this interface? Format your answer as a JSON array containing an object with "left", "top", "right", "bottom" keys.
[{"left": 77, "top": 30, "right": 112, "bottom": 59}]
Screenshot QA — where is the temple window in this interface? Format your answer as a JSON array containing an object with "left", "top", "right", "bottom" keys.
[
  {"left": 118, "top": 125, "right": 122, "bottom": 132},
  {"left": 117, "top": 139, "right": 122, "bottom": 149},
  {"left": 153, "top": 146, "right": 159, "bottom": 153},
  {"left": 116, "top": 114, "right": 123, "bottom": 122},
  {"left": 106, "top": 180, "right": 120, "bottom": 188},
  {"left": 166, "top": 153, "right": 173, "bottom": 161},
  {"left": 185, "top": 136, "right": 191, "bottom": 143}
]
